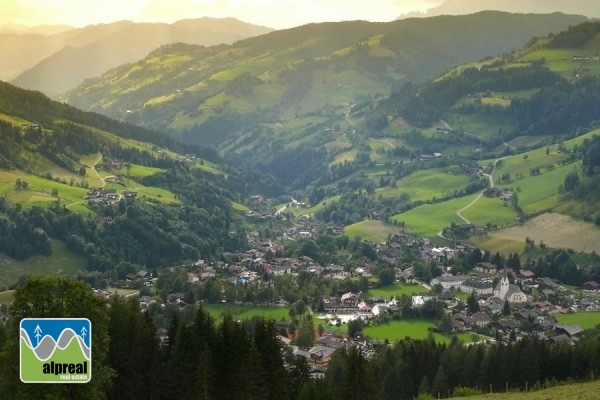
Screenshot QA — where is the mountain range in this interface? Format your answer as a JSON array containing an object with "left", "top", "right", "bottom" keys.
[
  {"left": 400, "top": 0, "right": 600, "bottom": 19},
  {"left": 0, "top": 23, "right": 74, "bottom": 35},
  {"left": 64, "top": 11, "right": 588, "bottom": 145},
  {"left": 3, "top": 18, "right": 272, "bottom": 96}
]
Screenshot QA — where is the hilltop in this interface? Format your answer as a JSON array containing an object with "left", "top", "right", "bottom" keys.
[
  {"left": 400, "top": 0, "right": 600, "bottom": 19},
  {"left": 4, "top": 18, "right": 272, "bottom": 95}
]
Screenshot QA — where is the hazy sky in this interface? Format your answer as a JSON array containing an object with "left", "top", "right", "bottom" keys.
[{"left": 0, "top": 0, "right": 442, "bottom": 29}]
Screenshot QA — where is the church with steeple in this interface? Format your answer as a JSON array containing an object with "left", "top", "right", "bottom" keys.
[{"left": 493, "top": 273, "right": 527, "bottom": 303}]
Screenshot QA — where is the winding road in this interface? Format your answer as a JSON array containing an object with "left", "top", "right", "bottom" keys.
[
  {"left": 436, "top": 138, "right": 508, "bottom": 240},
  {"left": 456, "top": 156, "right": 505, "bottom": 224},
  {"left": 91, "top": 154, "right": 108, "bottom": 188}
]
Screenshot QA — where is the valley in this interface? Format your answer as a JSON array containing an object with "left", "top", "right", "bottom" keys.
[{"left": 1, "top": 8, "right": 600, "bottom": 400}]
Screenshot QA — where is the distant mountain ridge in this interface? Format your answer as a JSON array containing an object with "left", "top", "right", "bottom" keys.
[
  {"left": 0, "top": 23, "right": 74, "bottom": 35},
  {"left": 64, "top": 12, "right": 587, "bottom": 146},
  {"left": 400, "top": 0, "right": 600, "bottom": 19},
  {"left": 4, "top": 18, "right": 272, "bottom": 96}
]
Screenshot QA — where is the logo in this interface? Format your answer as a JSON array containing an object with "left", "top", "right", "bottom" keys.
[{"left": 20, "top": 318, "right": 91, "bottom": 383}]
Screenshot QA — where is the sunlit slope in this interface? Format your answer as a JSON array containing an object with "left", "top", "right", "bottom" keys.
[{"left": 66, "top": 12, "right": 586, "bottom": 138}]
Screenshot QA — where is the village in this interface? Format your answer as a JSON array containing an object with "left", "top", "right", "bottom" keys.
[{"left": 97, "top": 218, "right": 600, "bottom": 378}]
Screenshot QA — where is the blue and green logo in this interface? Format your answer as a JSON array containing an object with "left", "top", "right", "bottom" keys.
[{"left": 20, "top": 318, "right": 91, "bottom": 383}]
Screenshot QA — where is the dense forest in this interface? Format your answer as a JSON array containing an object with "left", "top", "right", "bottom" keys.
[
  {"left": 377, "top": 63, "right": 600, "bottom": 141},
  {"left": 0, "top": 81, "right": 218, "bottom": 161},
  {"left": 0, "top": 167, "right": 248, "bottom": 275}
]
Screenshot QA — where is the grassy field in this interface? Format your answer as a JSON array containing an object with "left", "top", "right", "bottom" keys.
[
  {"left": 467, "top": 235, "right": 525, "bottom": 256},
  {"left": 391, "top": 194, "right": 479, "bottom": 237},
  {"left": 343, "top": 220, "right": 400, "bottom": 243},
  {"left": 376, "top": 170, "right": 470, "bottom": 202},
  {"left": 201, "top": 303, "right": 291, "bottom": 322},
  {"left": 498, "top": 163, "right": 579, "bottom": 214},
  {"left": 114, "top": 164, "right": 165, "bottom": 179},
  {"left": 456, "top": 379, "right": 600, "bottom": 400},
  {"left": 292, "top": 195, "right": 340, "bottom": 217},
  {"left": 460, "top": 196, "right": 517, "bottom": 228},
  {"left": 0, "top": 239, "right": 86, "bottom": 288},
  {"left": 231, "top": 201, "right": 250, "bottom": 212},
  {"left": 106, "top": 287, "right": 140, "bottom": 297},
  {"left": 330, "top": 149, "right": 358, "bottom": 165},
  {"left": 487, "top": 213, "right": 600, "bottom": 254},
  {"left": 364, "top": 320, "right": 479, "bottom": 344},
  {"left": 0, "top": 290, "right": 15, "bottom": 304},
  {"left": 0, "top": 170, "right": 88, "bottom": 208},
  {"left": 556, "top": 311, "right": 600, "bottom": 330},
  {"left": 133, "top": 185, "right": 180, "bottom": 205},
  {"left": 366, "top": 283, "right": 427, "bottom": 299},
  {"left": 443, "top": 113, "right": 516, "bottom": 139}
]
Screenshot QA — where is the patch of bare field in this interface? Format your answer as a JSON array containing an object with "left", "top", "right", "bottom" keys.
[{"left": 489, "top": 212, "right": 600, "bottom": 253}]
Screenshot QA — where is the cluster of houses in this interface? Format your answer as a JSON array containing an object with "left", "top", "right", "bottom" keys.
[
  {"left": 85, "top": 188, "right": 137, "bottom": 206},
  {"left": 97, "top": 216, "right": 600, "bottom": 380},
  {"left": 280, "top": 333, "right": 374, "bottom": 378},
  {"left": 244, "top": 210, "right": 276, "bottom": 219},
  {"left": 100, "top": 159, "right": 123, "bottom": 170},
  {"left": 573, "top": 55, "right": 600, "bottom": 61},
  {"left": 485, "top": 187, "right": 515, "bottom": 201}
]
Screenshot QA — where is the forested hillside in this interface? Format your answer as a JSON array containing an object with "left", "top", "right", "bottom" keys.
[{"left": 0, "top": 81, "right": 264, "bottom": 285}]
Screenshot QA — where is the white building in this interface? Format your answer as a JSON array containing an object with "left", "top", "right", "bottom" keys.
[
  {"left": 494, "top": 276, "right": 527, "bottom": 303},
  {"left": 431, "top": 275, "right": 469, "bottom": 290}
]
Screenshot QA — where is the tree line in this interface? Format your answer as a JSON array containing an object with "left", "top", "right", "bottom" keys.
[
  {"left": 4, "top": 276, "right": 600, "bottom": 400},
  {"left": 0, "top": 276, "right": 294, "bottom": 400}
]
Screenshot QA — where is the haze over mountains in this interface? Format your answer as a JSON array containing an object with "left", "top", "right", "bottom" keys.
[
  {"left": 400, "top": 0, "right": 600, "bottom": 19},
  {"left": 3, "top": 18, "right": 272, "bottom": 96},
  {"left": 0, "top": 23, "right": 74, "bottom": 35}
]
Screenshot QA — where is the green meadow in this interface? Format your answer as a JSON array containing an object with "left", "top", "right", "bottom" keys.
[
  {"left": 460, "top": 196, "right": 517, "bottom": 227},
  {"left": 0, "top": 290, "right": 15, "bottom": 304},
  {"left": 366, "top": 283, "right": 427, "bottom": 299},
  {"left": 292, "top": 195, "right": 341, "bottom": 217},
  {"left": 376, "top": 170, "right": 470, "bottom": 201},
  {"left": 343, "top": 220, "right": 400, "bottom": 243},
  {"left": 391, "top": 194, "right": 479, "bottom": 237},
  {"left": 330, "top": 149, "right": 358, "bottom": 165},
  {"left": 0, "top": 239, "right": 86, "bottom": 289},
  {"left": 0, "top": 170, "right": 88, "bottom": 207},
  {"left": 201, "top": 304, "right": 291, "bottom": 322},
  {"left": 364, "top": 320, "right": 480, "bottom": 344},
  {"left": 231, "top": 201, "right": 250, "bottom": 212},
  {"left": 464, "top": 380, "right": 600, "bottom": 400},
  {"left": 556, "top": 311, "right": 600, "bottom": 330}
]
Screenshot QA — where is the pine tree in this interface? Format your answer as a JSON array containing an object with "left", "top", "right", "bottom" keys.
[
  {"left": 432, "top": 365, "right": 448, "bottom": 398},
  {"left": 418, "top": 374, "right": 430, "bottom": 395},
  {"left": 239, "top": 339, "right": 266, "bottom": 400},
  {"left": 341, "top": 347, "right": 376, "bottom": 400},
  {"left": 254, "top": 318, "right": 288, "bottom": 400},
  {"left": 288, "top": 355, "right": 310, "bottom": 400},
  {"left": 467, "top": 290, "right": 480, "bottom": 313},
  {"left": 502, "top": 300, "right": 511, "bottom": 316}
]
